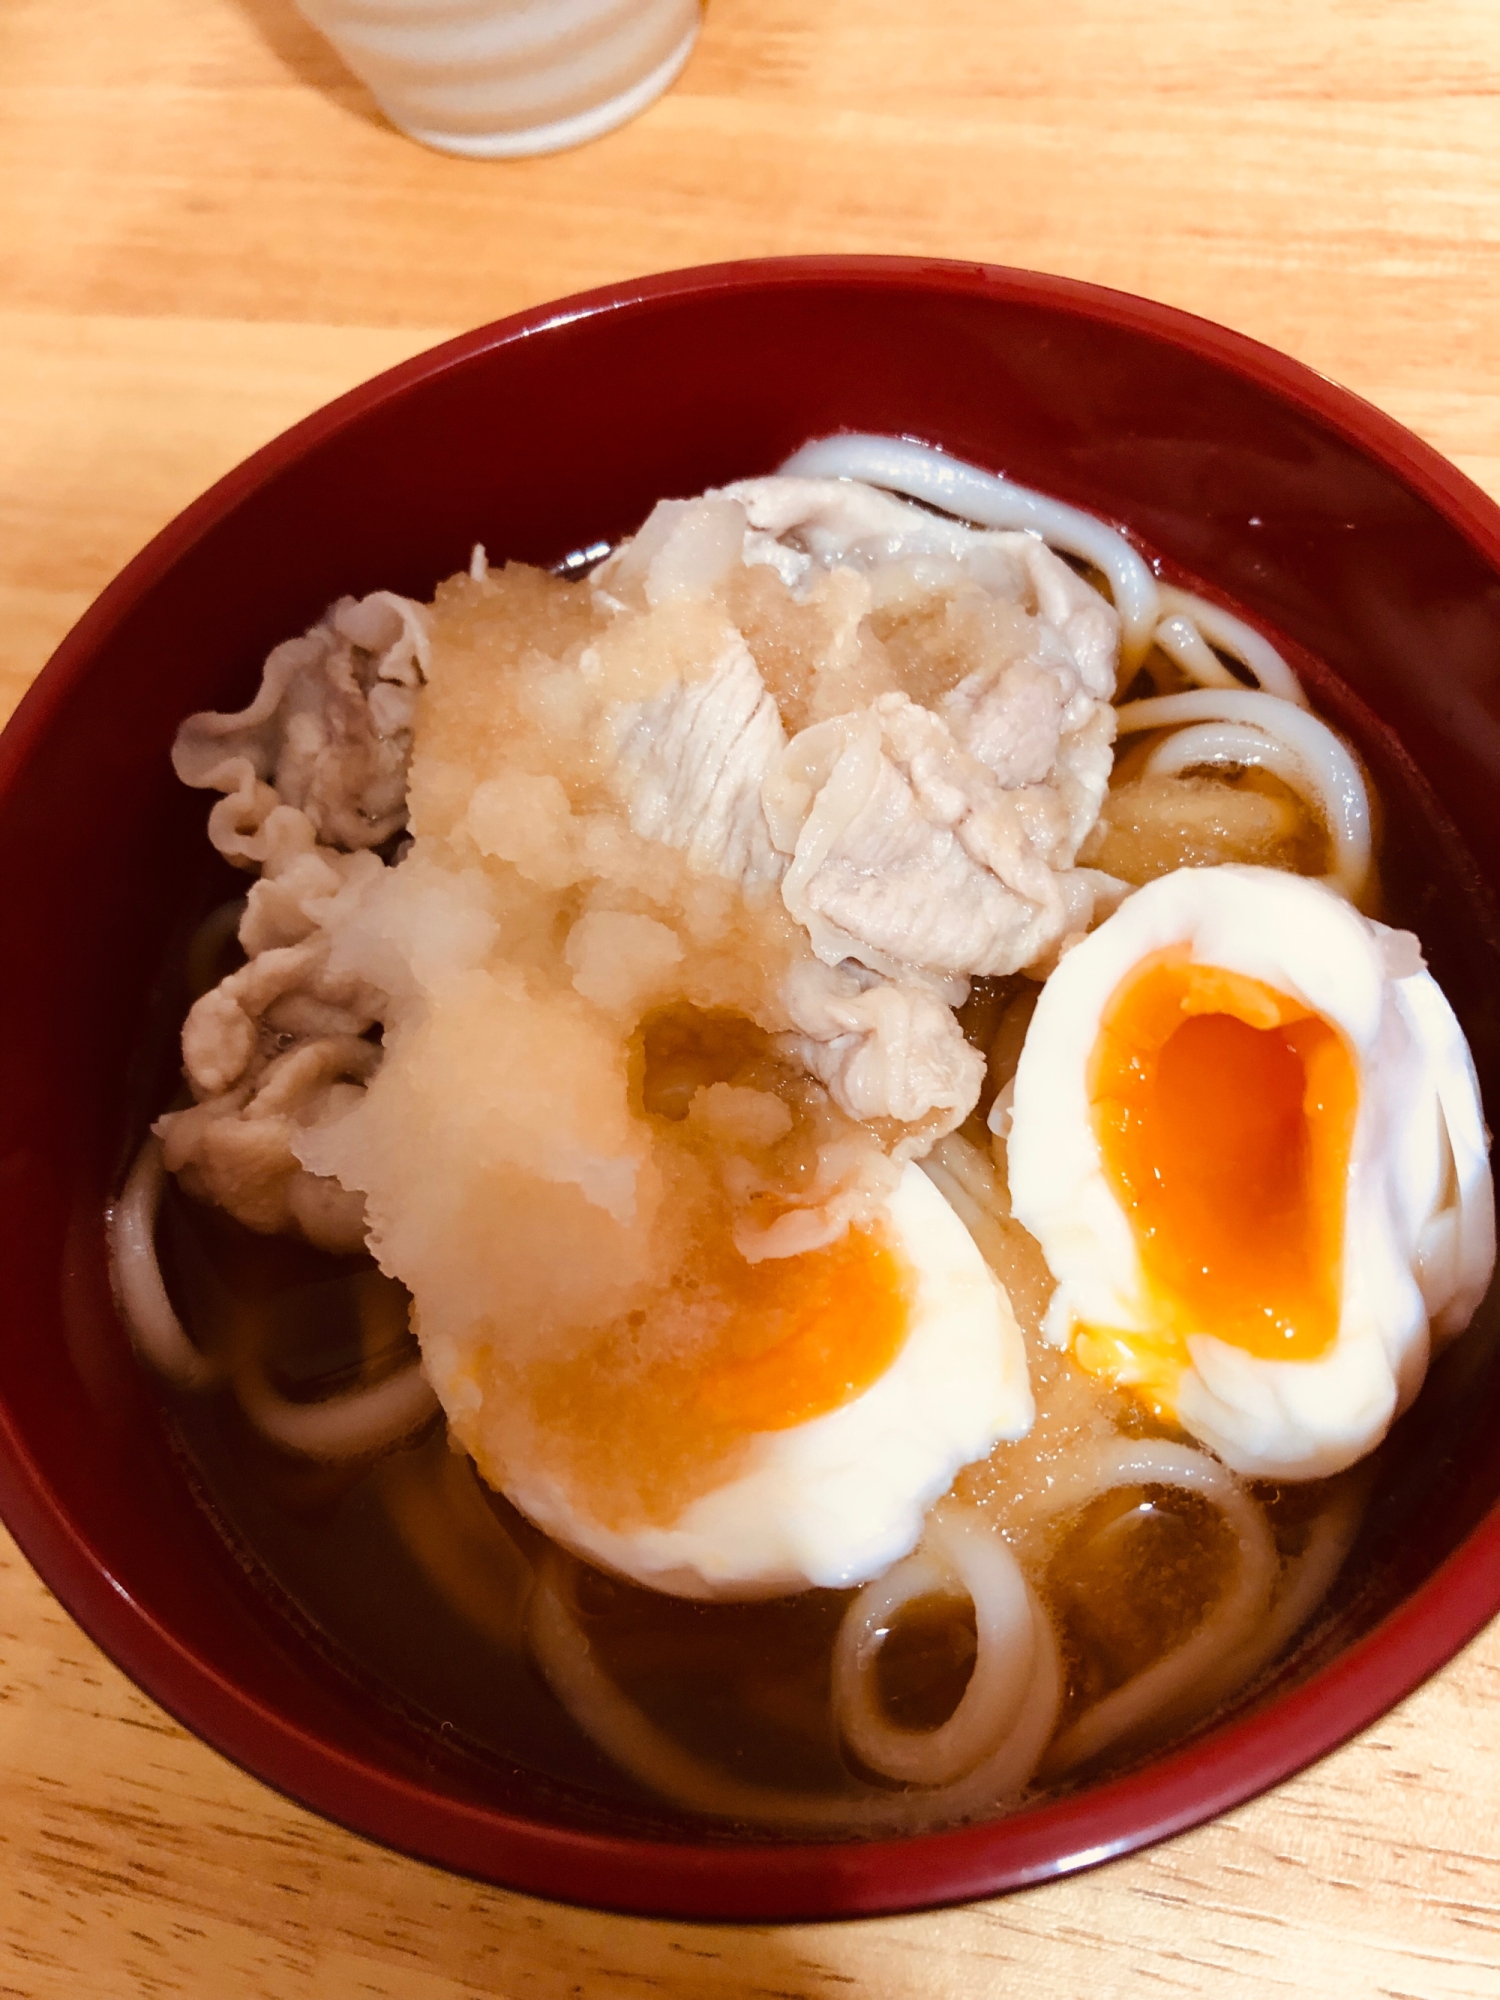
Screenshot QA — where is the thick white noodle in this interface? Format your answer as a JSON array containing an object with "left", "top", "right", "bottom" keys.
[
  {"left": 918, "top": 1583, "right": 1060, "bottom": 1825},
  {"left": 1115, "top": 688, "right": 1372, "bottom": 901},
  {"left": 527, "top": 1425, "right": 1347, "bottom": 1817},
  {"left": 926, "top": 1130, "right": 1009, "bottom": 1216},
  {"left": 526, "top": 1546, "right": 1061, "bottom": 1832},
  {"left": 233, "top": 1351, "right": 439, "bottom": 1462},
  {"left": 384, "top": 1447, "right": 533, "bottom": 1651},
  {"left": 922, "top": 1135, "right": 1362, "bottom": 1756},
  {"left": 1194, "top": 1479, "right": 1365, "bottom": 1713},
  {"left": 832, "top": 1507, "right": 1035, "bottom": 1785},
  {"left": 113, "top": 1137, "right": 438, "bottom": 1456},
  {"left": 1153, "top": 615, "right": 1249, "bottom": 695},
  {"left": 1143, "top": 719, "right": 1312, "bottom": 797},
  {"left": 778, "top": 434, "right": 1162, "bottom": 670},
  {"left": 920, "top": 1157, "right": 1014, "bottom": 1277},
  {"left": 1156, "top": 585, "right": 1307, "bottom": 705},
  {"left": 1036, "top": 1439, "right": 1279, "bottom": 1776},
  {"left": 107, "top": 1136, "right": 222, "bottom": 1390}
]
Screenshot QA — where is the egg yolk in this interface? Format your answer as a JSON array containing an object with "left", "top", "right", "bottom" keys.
[
  {"left": 1080, "top": 951, "right": 1358, "bottom": 1407},
  {"left": 528, "top": 1223, "right": 915, "bottom": 1527},
  {"left": 694, "top": 1225, "right": 914, "bottom": 1432}
]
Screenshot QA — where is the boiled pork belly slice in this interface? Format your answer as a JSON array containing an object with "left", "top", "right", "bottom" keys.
[
  {"left": 173, "top": 589, "right": 429, "bottom": 860},
  {"left": 941, "top": 656, "right": 1117, "bottom": 858},
  {"left": 726, "top": 473, "right": 1018, "bottom": 582},
  {"left": 765, "top": 692, "right": 1113, "bottom": 984},
  {"left": 721, "top": 474, "right": 1120, "bottom": 703},
  {"left": 780, "top": 958, "right": 986, "bottom": 1141},
  {"left": 724, "top": 473, "right": 1120, "bottom": 869},
  {"left": 604, "top": 629, "right": 787, "bottom": 893}
]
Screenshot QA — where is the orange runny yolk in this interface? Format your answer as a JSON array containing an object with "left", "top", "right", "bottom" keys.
[
  {"left": 694, "top": 1225, "right": 914, "bottom": 1432},
  {"left": 1079, "top": 950, "right": 1359, "bottom": 1408},
  {"left": 527, "top": 1213, "right": 917, "bottom": 1529}
]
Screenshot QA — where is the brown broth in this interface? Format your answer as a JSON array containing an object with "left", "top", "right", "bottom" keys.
[
  {"left": 154, "top": 1168, "right": 1362, "bottom": 1815},
  {"left": 136, "top": 566, "right": 1500, "bottom": 1832}
]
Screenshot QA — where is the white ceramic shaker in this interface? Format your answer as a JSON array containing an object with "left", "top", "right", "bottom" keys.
[{"left": 294, "top": 0, "right": 703, "bottom": 158}]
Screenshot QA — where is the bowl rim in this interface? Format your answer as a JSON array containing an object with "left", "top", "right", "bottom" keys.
[{"left": 4, "top": 252, "right": 1500, "bottom": 1922}]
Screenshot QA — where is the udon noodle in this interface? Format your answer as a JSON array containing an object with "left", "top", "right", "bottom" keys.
[{"left": 108, "top": 436, "right": 1493, "bottom": 1833}]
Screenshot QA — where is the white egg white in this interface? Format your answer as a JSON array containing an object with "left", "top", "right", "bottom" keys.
[
  {"left": 1006, "top": 866, "right": 1495, "bottom": 1480},
  {"left": 492, "top": 1162, "right": 1034, "bottom": 1600}
]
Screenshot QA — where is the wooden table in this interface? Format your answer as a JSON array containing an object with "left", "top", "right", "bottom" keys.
[{"left": 5, "top": 1, "right": 1500, "bottom": 1992}]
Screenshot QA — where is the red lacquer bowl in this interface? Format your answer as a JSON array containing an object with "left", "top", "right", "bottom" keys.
[{"left": 3, "top": 258, "right": 1499, "bottom": 1922}]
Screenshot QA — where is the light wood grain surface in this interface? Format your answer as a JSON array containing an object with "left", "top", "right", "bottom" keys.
[{"left": 5, "top": 1, "right": 1500, "bottom": 1993}]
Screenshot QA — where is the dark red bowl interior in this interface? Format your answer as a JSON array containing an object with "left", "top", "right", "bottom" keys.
[{"left": 4, "top": 256, "right": 1500, "bottom": 1922}]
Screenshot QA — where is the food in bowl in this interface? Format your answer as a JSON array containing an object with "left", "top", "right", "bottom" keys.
[{"left": 107, "top": 430, "right": 1495, "bottom": 1837}]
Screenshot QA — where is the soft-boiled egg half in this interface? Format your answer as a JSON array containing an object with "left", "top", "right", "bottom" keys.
[
  {"left": 1005, "top": 866, "right": 1495, "bottom": 1480},
  {"left": 464, "top": 1162, "right": 1033, "bottom": 1600}
]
